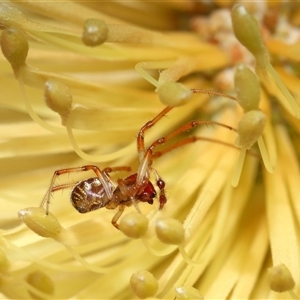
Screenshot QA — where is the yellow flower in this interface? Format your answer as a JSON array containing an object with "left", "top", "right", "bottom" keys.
[{"left": 1, "top": 1, "right": 300, "bottom": 299}]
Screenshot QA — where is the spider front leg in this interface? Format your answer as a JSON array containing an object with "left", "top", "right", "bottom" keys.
[
  {"left": 151, "top": 168, "right": 167, "bottom": 209},
  {"left": 137, "top": 106, "right": 173, "bottom": 162}
]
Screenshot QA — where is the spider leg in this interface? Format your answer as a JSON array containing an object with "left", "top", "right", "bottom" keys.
[
  {"left": 41, "top": 182, "right": 78, "bottom": 212},
  {"left": 135, "top": 87, "right": 238, "bottom": 182},
  {"left": 111, "top": 204, "right": 125, "bottom": 229},
  {"left": 191, "top": 88, "right": 237, "bottom": 102},
  {"left": 136, "top": 120, "right": 237, "bottom": 208},
  {"left": 148, "top": 136, "right": 238, "bottom": 209},
  {"left": 137, "top": 119, "right": 236, "bottom": 185},
  {"left": 137, "top": 106, "right": 173, "bottom": 162},
  {"left": 136, "top": 89, "right": 236, "bottom": 161},
  {"left": 136, "top": 88, "right": 237, "bottom": 162},
  {"left": 51, "top": 183, "right": 77, "bottom": 192},
  {"left": 102, "top": 166, "right": 132, "bottom": 186},
  {"left": 148, "top": 120, "right": 235, "bottom": 158},
  {"left": 103, "top": 166, "right": 132, "bottom": 174},
  {"left": 151, "top": 136, "right": 242, "bottom": 159}
]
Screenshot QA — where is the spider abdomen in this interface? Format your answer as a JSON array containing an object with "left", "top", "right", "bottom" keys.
[{"left": 71, "top": 177, "right": 110, "bottom": 213}]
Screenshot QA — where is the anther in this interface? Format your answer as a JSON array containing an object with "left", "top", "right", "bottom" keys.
[
  {"left": 235, "top": 110, "right": 266, "bottom": 149},
  {"left": 156, "top": 81, "right": 193, "bottom": 107},
  {"left": 119, "top": 212, "right": 149, "bottom": 239},
  {"left": 18, "top": 207, "right": 75, "bottom": 245},
  {"left": 26, "top": 270, "right": 55, "bottom": 298},
  {"left": 0, "top": 27, "right": 28, "bottom": 74},
  {"left": 82, "top": 19, "right": 108, "bottom": 47},
  {"left": 175, "top": 286, "right": 203, "bottom": 299},
  {"left": 44, "top": 79, "right": 72, "bottom": 125},
  {"left": 155, "top": 217, "right": 185, "bottom": 245},
  {"left": 130, "top": 270, "right": 158, "bottom": 299},
  {"left": 268, "top": 264, "right": 295, "bottom": 293},
  {"left": 234, "top": 64, "right": 260, "bottom": 112},
  {"left": 231, "top": 5, "right": 267, "bottom": 62}
]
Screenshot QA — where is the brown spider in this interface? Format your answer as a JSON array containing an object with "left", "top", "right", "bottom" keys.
[{"left": 40, "top": 105, "right": 236, "bottom": 229}]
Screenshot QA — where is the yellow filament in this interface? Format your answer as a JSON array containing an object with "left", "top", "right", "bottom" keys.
[
  {"left": 265, "top": 152, "right": 300, "bottom": 284},
  {"left": 18, "top": 72, "right": 65, "bottom": 135},
  {"left": 263, "top": 119, "right": 277, "bottom": 170},
  {"left": 66, "top": 120, "right": 135, "bottom": 162},
  {"left": 3, "top": 238, "right": 85, "bottom": 272},
  {"left": 178, "top": 245, "right": 204, "bottom": 267},
  {"left": 288, "top": 291, "right": 300, "bottom": 300},
  {"left": 11, "top": 273, "right": 54, "bottom": 299},
  {"left": 135, "top": 61, "right": 174, "bottom": 88},
  {"left": 265, "top": 62, "right": 300, "bottom": 119},
  {"left": 141, "top": 239, "right": 177, "bottom": 257},
  {"left": 257, "top": 136, "right": 274, "bottom": 173},
  {"left": 64, "top": 245, "right": 114, "bottom": 274},
  {"left": 231, "top": 147, "right": 246, "bottom": 188}
]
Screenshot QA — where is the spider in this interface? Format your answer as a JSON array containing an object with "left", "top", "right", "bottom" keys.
[{"left": 40, "top": 105, "right": 236, "bottom": 229}]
